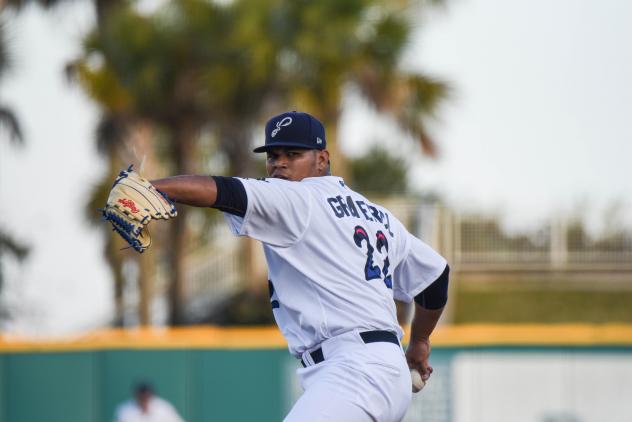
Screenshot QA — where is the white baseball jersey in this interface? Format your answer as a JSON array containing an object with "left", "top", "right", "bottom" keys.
[
  {"left": 114, "top": 397, "right": 184, "bottom": 422},
  {"left": 224, "top": 176, "right": 446, "bottom": 356}
]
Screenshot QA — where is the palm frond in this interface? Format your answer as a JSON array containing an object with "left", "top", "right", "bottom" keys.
[
  {"left": 0, "top": 106, "right": 24, "bottom": 145},
  {"left": 0, "top": 20, "right": 9, "bottom": 75},
  {"left": 393, "top": 74, "right": 450, "bottom": 157},
  {"left": 0, "top": 229, "right": 29, "bottom": 261},
  {"left": 354, "top": 68, "right": 449, "bottom": 157}
]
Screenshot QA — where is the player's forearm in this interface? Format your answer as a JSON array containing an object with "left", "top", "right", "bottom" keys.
[
  {"left": 409, "top": 303, "right": 444, "bottom": 342},
  {"left": 151, "top": 175, "right": 217, "bottom": 208}
]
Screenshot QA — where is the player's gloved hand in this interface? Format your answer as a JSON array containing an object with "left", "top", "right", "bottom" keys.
[{"left": 101, "top": 165, "right": 177, "bottom": 253}]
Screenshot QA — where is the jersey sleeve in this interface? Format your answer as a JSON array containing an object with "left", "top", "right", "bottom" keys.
[
  {"left": 392, "top": 233, "right": 447, "bottom": 303},
  {"left": 223, "top": 178, "right": 312, "bottom": 247}
]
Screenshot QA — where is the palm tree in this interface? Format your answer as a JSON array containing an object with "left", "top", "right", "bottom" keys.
[
  {"left": 260, "top": 0, "right": 448, "bottom": 177},
  {"left": 74, "top": 1, "right": 283, "bottom": 324},
  {"left": 0, "top": 16, "right": 29, "bottom": 312},
  {"left": 74, "top": 0, "right": 450, "bottom": 325}
]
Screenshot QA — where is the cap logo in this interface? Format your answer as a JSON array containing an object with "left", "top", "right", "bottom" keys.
[
  {"left": 271, "top": 117, "right": 293, "bottom": 138},
  {"left": 316, "top": 137, "right": 323, "bottom": 145}
]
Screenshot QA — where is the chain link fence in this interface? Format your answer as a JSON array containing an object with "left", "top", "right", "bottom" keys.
[{"left": 377, "top": 198, "right": 632, "bottom": 273}]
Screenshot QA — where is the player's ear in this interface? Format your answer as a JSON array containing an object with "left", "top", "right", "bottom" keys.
[{"left": 317, "top": 150, "right": 329, "bottom": 170}]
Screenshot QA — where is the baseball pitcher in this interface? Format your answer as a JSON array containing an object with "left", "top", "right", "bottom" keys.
[{"left": 103, "top": 111, "right": 449, "bottom": 421}]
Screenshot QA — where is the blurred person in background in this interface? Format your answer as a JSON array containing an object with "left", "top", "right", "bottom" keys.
[{"left": 114, "top": 382, "right": 184, "bottom": 422}]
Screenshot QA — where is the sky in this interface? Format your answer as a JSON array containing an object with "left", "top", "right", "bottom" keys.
[
  {"left": 341, "top": 0, "right": 632, "bottom": 233},
  {"left": 1, "top": 0, "right": 631, "bottom": 335},
  {"left": 0, "top": 2, "right": 110, "bottom": 335}
]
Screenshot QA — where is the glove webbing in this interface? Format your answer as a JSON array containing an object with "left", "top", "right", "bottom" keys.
[{"left": 103, "top": 210, "right": 148, "bottom": 253}]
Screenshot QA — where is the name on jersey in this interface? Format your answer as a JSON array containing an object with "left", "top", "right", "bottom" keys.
[{"left": 327, "top": 195, "right": 394, "bottom": 237}]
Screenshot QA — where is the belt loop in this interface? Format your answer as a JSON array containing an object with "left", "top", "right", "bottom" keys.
[{"left": 301, "top": 349, "right": 316, "bottom": 367}]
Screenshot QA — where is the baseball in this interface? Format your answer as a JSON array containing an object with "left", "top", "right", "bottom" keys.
[{"left": 410, "top": 369, "right": 425, "bottom": 393}]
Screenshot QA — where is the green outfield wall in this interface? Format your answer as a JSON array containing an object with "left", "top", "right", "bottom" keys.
[
  {"left": 1, "top": 325, "right": 632, "bottom": 422},
  {"left": 0, "top": 348, "right": 293, "bottom": 422}
]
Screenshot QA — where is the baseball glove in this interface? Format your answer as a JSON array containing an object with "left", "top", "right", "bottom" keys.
[{"left": 102, "top": 165, "right": 177, "bottom": 253}]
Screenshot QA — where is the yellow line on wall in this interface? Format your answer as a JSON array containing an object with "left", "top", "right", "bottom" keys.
[
  {"left": 0, "top": 326, "right": 287, "bottom": 352},
  {"left": 1, "top": 324, "right": 632, "bottom": 353},
  {"left": 428, "top": 324, "right": 632, "bottom": 347}
]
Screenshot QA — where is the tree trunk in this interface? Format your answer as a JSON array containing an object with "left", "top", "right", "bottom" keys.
[
  {"left": 218, "top": 123, "right": 262, "bottom": 292},
  {"left": 169, "top": 209, "right": 187, "bottom": 325},
  {"left": 138, "top": 251, "right": 152, "bottom": 325},
  {"left": 219, "top": 123, "right": 257, "bottom": 177},
  {"left": 168, "top": 119, "right": 197, "bottom": 325},
  {"left": 107, "top": 235, "right": 125, "bottom": 326},
  {"left": 105, "top": 145, "right": 127, "bottom": 326},
  {"left": 126, "top": 121, "right": 158, "bottom": 326},
  {"left": 94, "top": 0, "right": 123, "bottom": 27}
]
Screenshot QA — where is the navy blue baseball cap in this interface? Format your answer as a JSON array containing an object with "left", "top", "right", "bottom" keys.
[{"left": 253, "top": 111, "right": 326, "bottom": 153}]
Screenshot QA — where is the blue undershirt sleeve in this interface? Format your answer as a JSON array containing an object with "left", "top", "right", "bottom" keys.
[
  {"left": 414, "top": 264, "right": 449, "bottom": 310},
  {"left": 211, "top": 176, "right": 247, "bottom": 217}
]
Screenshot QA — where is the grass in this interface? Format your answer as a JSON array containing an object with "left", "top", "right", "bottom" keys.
[{"left": 451, "top": 281, "right": 632, "bottom": 324}]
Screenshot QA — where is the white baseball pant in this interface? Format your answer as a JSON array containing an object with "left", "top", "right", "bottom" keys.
[{"left": 285, "top": 329, "right": 412, "bottom": 422}]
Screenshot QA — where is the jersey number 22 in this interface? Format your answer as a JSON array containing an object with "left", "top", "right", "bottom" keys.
[{"left": 353, "top": 225, "right": 392, "bottom": 289}]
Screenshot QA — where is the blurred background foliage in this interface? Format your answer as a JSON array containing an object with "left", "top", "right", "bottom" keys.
[
  {"left": 349, "top": 146, "right": 409, "bottom": 195},
  {"left": 66, "top": 0, "right": 450, "bottom": 326},
  {"left": 2, "top": 0, "right": 631, "bottom": 329}
]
